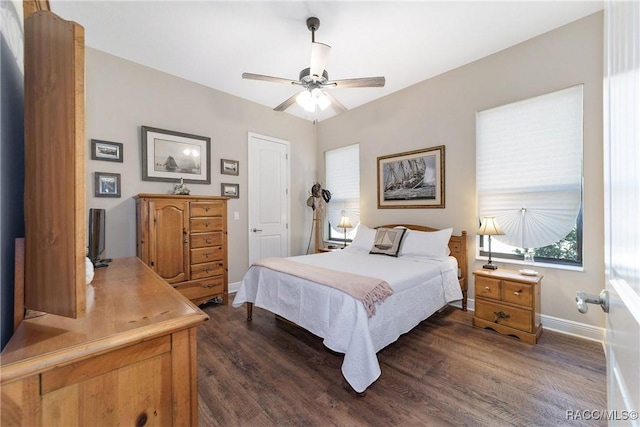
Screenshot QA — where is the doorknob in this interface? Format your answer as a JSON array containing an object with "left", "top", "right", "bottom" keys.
[
  {"left": 251, "top": 228, "right": 263, "bottom": 232},
  {"left": 576, "top": 289, "right": 609, "bottom": 313}
]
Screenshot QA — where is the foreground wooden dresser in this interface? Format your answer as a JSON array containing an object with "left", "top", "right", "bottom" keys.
[
  {"left": 0, "top": 258, "right": 208, "bottom": 426},
  {"left": 135, "top": 194, "right": 229, "bottom": 305}
]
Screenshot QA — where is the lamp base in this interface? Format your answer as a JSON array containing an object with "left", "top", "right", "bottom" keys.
[{"left": 483, "top": 263, "right": 498, "bottom": 270}]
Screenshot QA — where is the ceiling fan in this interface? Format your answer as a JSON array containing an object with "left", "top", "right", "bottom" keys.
[{"left": 242, "top": 17, "right": 385, "bottom": 115}]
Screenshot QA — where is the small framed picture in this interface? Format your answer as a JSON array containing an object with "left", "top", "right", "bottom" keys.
[
  {"left": 94, "top": 172, "right": 121, "bottom": 198},
  {"left": 221, "top": 183, "right": 239, "bottom": 198},
  {"left": 221, "top": 159, "right": 239, "bottom": 175},
  {"left": 91, "top": 139, "right": 123, "bottom": 162}
]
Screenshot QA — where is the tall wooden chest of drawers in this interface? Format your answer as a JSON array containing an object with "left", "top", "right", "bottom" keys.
[
  {"left": 473, "top": 269, "right": 543, "bottom": 344},
  {"left": 135, "top": 194, "right": 229, "bottom": 305}
]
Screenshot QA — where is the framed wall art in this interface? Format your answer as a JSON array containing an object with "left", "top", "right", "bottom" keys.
[
  {"left": 220, "top": 159, "right": 239, "bottom": 175},
  {"left": 221, "top": 183, "right": 239, "bottom": 198},
  {"left": 94, "top": 172, "right": 121, "bottom": 198},
  {"left": 91, "top": 139, "right": 123, "bottom": 162},
  {"left": 141, "top": 126, "right": 211, "bottom": 184},
  {"left": 377, "top": 145, "right": 445, "bottom": 209}
]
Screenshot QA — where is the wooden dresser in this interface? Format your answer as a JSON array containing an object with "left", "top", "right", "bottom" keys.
[
  {"left": 0, "top": 258, "right": 208, "bottom": 426},
  {"left": 473, "top": 269, "right": 543, "bottom": 344},
  {"left": 135, "top": 194, "right": 229, "bottom": 305}
]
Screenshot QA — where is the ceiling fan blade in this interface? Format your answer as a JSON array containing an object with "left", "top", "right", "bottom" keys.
[
  {"left": 242, "top": 73, "right": 298, "bottom": 85},
  {"left": 323, "top": 91, "right": 347, "bottom": 113},
  {"left": 274, "top": 93, "right": 299, "bottom": 112},
  {"left": 310, "top": 42, "right": 331, "bottom": 80},
  {"left": 327, "top": 76, "right": 386, "bottom": 88}
]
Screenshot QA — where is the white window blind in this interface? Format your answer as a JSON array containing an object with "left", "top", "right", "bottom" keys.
[
  {"left": 325, "top": 144, "right": 360, "bottom": 235},
  {"left": 476, "top": 85, "right": 583, "bottom": 249}
]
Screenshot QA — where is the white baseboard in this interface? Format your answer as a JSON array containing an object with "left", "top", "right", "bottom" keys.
[
  {"left": 228, "top": 281, "right": 241, "bottom": 295},
  {"left": 451, "top": 298, "right": 604, "bottom": 343}
]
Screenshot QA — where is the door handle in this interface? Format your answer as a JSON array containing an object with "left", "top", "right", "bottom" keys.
[
  {"left": 576, "top": 289, "right": 609, "bottom": 313},
  {"left": 251, "top": 228, "right": 263, "bottom": 232}
]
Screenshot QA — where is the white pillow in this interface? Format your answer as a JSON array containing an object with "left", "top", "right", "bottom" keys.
[
  {"left": 399, "top": 228, "right": 453, "bottom": 261},
  {"left": 344, "top": 224, "right": 376, "bottom": 252}
]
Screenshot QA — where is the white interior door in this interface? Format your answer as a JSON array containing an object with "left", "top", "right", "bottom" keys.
[
  {"left": 248, "top": 133, "right": 290, "bottom": 265},
  {"left": 603, "top": 1, "right": 640, "bottom": 422}
]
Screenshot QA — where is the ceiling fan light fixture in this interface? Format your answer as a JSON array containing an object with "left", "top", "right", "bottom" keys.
[
  {"left": 296, "top": 90, "right": 315, "bottom": 112},
  {"left": 312, "top": 88, "right": 331, "bottom": 110}
]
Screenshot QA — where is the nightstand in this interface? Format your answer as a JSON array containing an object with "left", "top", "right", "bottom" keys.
[
  {"left": 316, "top": 246, "right": 342, "bottom": 253},
  {"left": 472, "top": 269, "right": 542, "bottom": 344}
]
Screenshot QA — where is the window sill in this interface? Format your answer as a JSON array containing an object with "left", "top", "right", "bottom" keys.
[{"left": 475, "top": 255, "right": 584, "bottom": 273}]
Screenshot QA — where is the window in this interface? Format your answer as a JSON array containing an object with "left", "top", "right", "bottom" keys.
[
  {"left": 476, "top": 85, "right": 583, "bottom": 266},
  {"left": 325, "top": 144, "right": 360, "bottom": 243}
]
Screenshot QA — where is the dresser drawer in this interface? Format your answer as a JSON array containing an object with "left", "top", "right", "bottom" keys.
[
  {"left": 191, "top": 261, "right": 225, "bottom": 280},
  {"left": 191, "top": 246, "right": 224, "bottom": 264},
  {"left": 190, "top": 217, "right": 223, "bottom": 232},
  {"left": 191, "top": 202, "right": 224, "bottom": 218},
  {"left": 475, "top": 275, "right": 501, "bottom": 300},
  {"left": 475, "top": 299, "right": 533, "bottom": 333},
  {"left": 175, "top": 277, "right": 224, "bottom": 301},
  {"left": 502, "top": 280, "right": 532, "bottom": 306},
  {"left": 190, "top": 232, "right": 224, "bottom": 248}
]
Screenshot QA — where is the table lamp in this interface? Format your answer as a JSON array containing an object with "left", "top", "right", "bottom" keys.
[
  {"left": 336, "top": 211, "right": 353, "bottom": 248},
  {"left": 478, "top": 216, "right": 504, "bottom": 270}
]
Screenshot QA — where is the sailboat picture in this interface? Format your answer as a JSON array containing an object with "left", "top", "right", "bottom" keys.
[
  {"left": 377, "top": 146, "right": 445, "bottom": 209},
  {"left": 374, "top": 229, "right": 396, "bottom": 250}
]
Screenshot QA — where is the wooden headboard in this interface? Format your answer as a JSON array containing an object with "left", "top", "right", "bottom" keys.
[{"left": 377, "top": 224, "right": 468, "bottom": 311}]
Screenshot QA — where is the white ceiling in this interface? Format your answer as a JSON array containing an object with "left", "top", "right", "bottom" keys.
[{"left": 50, "top": 1, "right": 603, "bottom": 123}]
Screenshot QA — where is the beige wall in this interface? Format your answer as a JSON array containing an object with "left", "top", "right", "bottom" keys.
[
  {"left": 317, "top": 13, "right": 605, "bottom": 329},
  {"left": 85, "top": 48, "right": 316, "bottom": 283}
]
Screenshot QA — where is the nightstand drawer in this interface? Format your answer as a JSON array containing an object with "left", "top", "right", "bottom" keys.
[
  {"left": 475, "top": 275, "right": 501, "bottom": 300},
  {"left": 502, "top": 280, "right": 532, "bottom": 306},
  {"left": 475, "top": 299, "right": 533, "bottom": 333}
]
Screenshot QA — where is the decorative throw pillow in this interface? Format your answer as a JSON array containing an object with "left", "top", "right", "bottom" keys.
[
  {"left": 399, "top": 228, "right": 453, "bottom": 261},
  {"left": 369, "top": 227, "right": 407, "bottom": 257},
  {"left": 344, "top": 224, "right": 376, "bottom": 252}
]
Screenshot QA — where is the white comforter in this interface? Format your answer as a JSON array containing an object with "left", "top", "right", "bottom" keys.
[{"left": 232, "top": 250, "right": 462, "bottom": 392}]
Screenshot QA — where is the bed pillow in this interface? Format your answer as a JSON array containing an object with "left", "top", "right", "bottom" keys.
[
  {"left": 399, "top": 228, "right": 453, "bottom": 261},
  {"left": 369, "top": 227, "right": 407, "bottom": 257},
  {"left": 343, "top": 224, "right": 376, "bottom": 252}
]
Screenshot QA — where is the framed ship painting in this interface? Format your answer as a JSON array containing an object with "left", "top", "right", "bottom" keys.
[{"left": 377, "top": 145, "right": 445, "bottom": 209}]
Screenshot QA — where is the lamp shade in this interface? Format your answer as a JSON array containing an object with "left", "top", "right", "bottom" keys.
[
  {"left": 478, "top": 217, "right": 504, "bottom": 236},
  {"left": 337, "top": 212, "right": 353, "bottom": 229}
]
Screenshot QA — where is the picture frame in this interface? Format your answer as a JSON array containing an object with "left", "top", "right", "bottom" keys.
[
  {"left": 141, "top": 125, "right": 211, "bottom": 184},
  {"left": 91, "top": 139, "right": 123, "bottom": 162},
  {"left": 221, "top": 183, "right": 239, "bottom": 199},
  {"left": 94, "top": 172, "right": 121, "bottom": 198},
  {"left": 377, "top": 145, "right": 445, "bottom": 209},
  {"left": 220, "top": 159, "right": 239, "bottom": 176}
]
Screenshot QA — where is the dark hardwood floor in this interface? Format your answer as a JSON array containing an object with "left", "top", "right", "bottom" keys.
[{"left": 197, "top": 302, "right": 606, "bottom": 426}]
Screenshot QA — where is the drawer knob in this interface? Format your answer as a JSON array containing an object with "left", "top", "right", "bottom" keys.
[
  {"left": 205, "top": 238, "right": 212, "bottom": 244},
  {"left": 484, "top": 286, "right": 491, "bottom": 291},
  {"left": 205, "top": 252, "right": 212, "bottom": 258},
  {"left": 204, "top": 207, "right": 211, "bottom": 212},
  {"left": 493, "top": 311, "right": 510, "bottom": 323},
  {"left": 203, "top": 284, "right": 214, "bottom": 289},
  {"left": 204, "top": 221, "right": 211, "bottom": 227},
  {"left": 514, "top": 289, "right": 522, "bottom": 296},
  {"left": 205, "top": 268, "right": 211, "bottom": 273}
]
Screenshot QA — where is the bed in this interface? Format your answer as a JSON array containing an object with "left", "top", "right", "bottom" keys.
[{"left": 232, "top": 224, "right": 468, "bottom": 393}]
